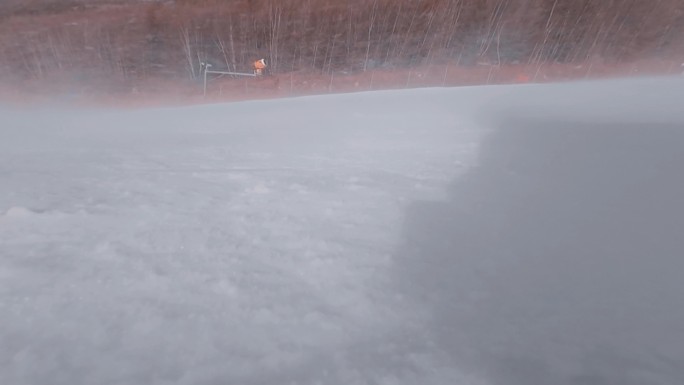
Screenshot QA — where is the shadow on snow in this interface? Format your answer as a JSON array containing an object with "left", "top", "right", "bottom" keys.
[{"left": 394, "top": 117, "right": 684, "bottom": 385}]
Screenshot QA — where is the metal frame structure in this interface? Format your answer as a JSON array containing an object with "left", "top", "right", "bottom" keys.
[{"left": 201, "top": 63, "right": 257, "bottom": 97}]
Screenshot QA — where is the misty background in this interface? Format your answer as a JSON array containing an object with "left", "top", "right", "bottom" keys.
[{"left": 1, "top": 0, "right": 683, "bottom": 100}]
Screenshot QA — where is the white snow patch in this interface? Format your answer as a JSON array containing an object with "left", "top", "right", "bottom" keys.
[{"left": 3, "top": 206, "right": 35, "bottom": 218}]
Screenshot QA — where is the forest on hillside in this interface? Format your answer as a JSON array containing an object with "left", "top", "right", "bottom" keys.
[{"left": 1, "top": 0, "right": 683, "bottom": 86}]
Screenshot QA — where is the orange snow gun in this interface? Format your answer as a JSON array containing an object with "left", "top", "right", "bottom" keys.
[{"left": 253, "top": 59, "right": 267, "bottom": 76}]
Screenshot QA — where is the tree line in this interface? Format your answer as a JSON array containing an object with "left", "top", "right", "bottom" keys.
[{"left": 1, "top": 0, "right": 682, "bottom": 83}]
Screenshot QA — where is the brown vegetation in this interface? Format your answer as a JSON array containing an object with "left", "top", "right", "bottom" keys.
[{"left": 1, "top": 0, "right": 683, "bottom": 103}]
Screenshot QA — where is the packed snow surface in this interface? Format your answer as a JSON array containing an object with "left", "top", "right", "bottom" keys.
[{"left": 2, "top": 77, "right": 684, "bottom": 385}]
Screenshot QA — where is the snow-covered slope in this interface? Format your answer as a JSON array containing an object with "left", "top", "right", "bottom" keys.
[{"left": 2, "top": 77, "right": 684, "bottom": 385}]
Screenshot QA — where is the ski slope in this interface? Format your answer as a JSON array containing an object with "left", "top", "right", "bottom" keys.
[{"left": 2, "top": 77, "right": 684, "bottom": 385}]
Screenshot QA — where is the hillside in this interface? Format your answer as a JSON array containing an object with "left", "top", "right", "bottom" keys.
[
  {"left": 3, "top": 77, "right": 684, "bottom": 385},
  {"left": 1, "top": 0, "right": 684, "bottom": 102}
]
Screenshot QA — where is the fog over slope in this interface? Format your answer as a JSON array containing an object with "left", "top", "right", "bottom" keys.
[{"left": 1, "top": 77, "right": 684, "bottom": 384}]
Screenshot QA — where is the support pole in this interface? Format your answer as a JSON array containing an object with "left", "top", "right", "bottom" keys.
[{"left": 203, "top": 63, "right": 212, "bottom": 98}]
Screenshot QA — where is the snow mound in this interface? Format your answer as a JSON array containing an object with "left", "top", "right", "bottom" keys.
[{"left": 3, "top": 206, "right": 36, "bottom": 218}]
